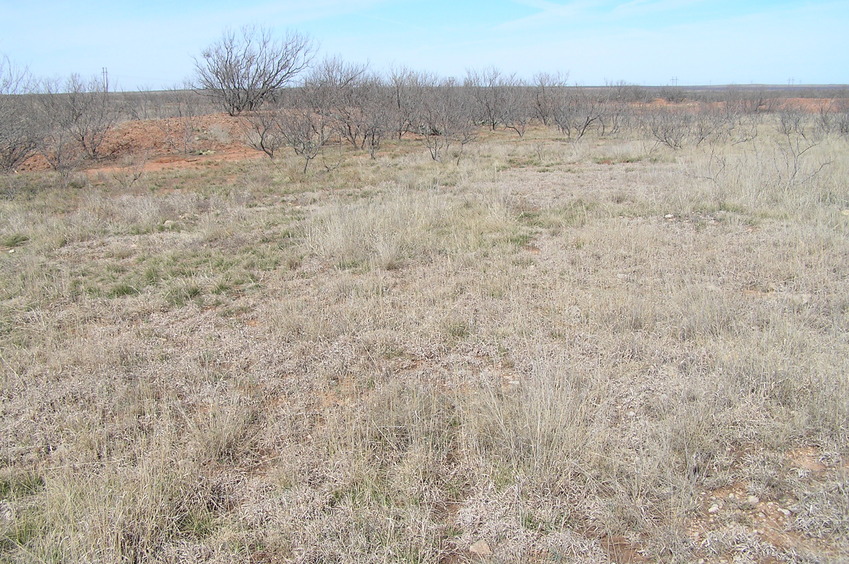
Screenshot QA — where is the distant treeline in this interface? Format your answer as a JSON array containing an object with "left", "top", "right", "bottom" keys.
[{"left": 3, "top": 35, "right": 848, "bottom": 176}]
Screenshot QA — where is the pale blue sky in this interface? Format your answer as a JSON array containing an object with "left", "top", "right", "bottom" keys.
[{"left": 1, "top": 0, "right": 846, "bottom": 89}]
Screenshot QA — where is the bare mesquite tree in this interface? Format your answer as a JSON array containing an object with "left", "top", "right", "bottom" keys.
[
  {"left": 388, "top": 67, "right": 433, "bottom": 140},
  {"left": 296, "top": 58, "right": 394, "bottom": 158},
  {"left": 242, "top": 102, "right": 288, "bottom": 159},
  {"left": 273, "top": 70, "right": 339, "bottom": 172},
  {"left": 243, "top": 91, "right": 333, "bottom": 172},
  {"left": 816, "top": 99, "right": 849, "bottom": 138},
  {"left": 532, "top": 72, "right": 568, "bottom": 127},
  {"left": 310, "top": 57, "right": 370, "bottom": 148},
  {"left": 643, "top": 102, "right": 745, "bottom": 151},
  {"left": 502, "top": 80, "right": 534, "bottom": 137},
  {"left": 245, "top": 58, "right": 397, "bottom": 164},
  {"left": 466, "top": 66, "right": 534, "bottom": 136},
  {"left": 36, "top": 73, "right": 118, "bottom": 175},
  {"left": 358, "top": 74, "right": 395, "bottom": 158},
  {"left": 773, "top": 110, "right": 830, "bottom": 186},
  {"left": 552, "top": 87, "right": 604, "bottom": 142},
  {"left": 726, "top": 87, "right": 776, "bottom": 115},
  {"left": 195, "top": 26, "right": 314, "bottom": 116},
  {"left": 0, "top": 55, "right": 40, "bottom": 172},
  {"left": 243, "top": 60, "right": 336, "bottom": 167},
  {"left": 277, "top": 105, "right": 333, "bottom": 173},
  {"left": 644, "top": 107, "right": 694, "bottom": 150},
  {"left": 465, "top": 67, "right": 514, "bottom": 131},
  {"left": 418, "top": 77, "right": 476, "bottom": 162},
  {"left": 597, "top": 80, "right": 645, "bottom": 136}
]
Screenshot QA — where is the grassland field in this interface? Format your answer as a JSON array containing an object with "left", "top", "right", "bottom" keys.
[{"left": 1, "top": 98, "right": 848, "bottom": 563}]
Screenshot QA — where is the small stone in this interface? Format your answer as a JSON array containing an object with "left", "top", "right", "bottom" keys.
[
  {"left": 708, "top": 503, "right": 720, "bottom": 514},
  {"left": 470, "top": 540, "right": 492, "bottom": 557},
  {"left": 747, "top": 495, "right": 760, "bottom": 505},
  {"left": 626, "top": 410, "right": 636, "bottom": 418},
  {"left": 778, "top": 508, "right": 792, "bottom": 516},
  {"left": 664, "top": 214, "right": 675, "bottom": 220},
  {"left": 0, "top": 500, "right": 13, "bottom": 521}
]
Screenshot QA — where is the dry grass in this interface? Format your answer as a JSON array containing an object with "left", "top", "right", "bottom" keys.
[{"left": 1, "top": 116, "right": 847, "bottom": 563}]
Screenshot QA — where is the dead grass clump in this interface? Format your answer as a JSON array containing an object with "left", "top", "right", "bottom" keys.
[{"left": 305, "top": 185, "right": 516, "bottom": 270}]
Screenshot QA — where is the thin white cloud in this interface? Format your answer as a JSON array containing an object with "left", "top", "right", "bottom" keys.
[
  {"left": 499, "top": 0, "right": 609, "bottom": 29},
  {"left": 498, "top": 0, "right": 741, "bottom": 32},
  {"left": 611, "top": 0, "right": 706, "bottom": 18},
  {"left": 203, "top": 0, "right": 391, "bottom": 27}
]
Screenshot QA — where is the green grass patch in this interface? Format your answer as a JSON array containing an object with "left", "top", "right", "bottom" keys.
[
  {"left": 0, "top": 233, "right": 29, "bottom": 248},
  {"left": 106, "top": 283, "right": 141, "bottom": 298},
  {"left": 166, "top": 283, "right": 203, "bottom": 307},
  {"left": 0, "top": 472, "right": 44, "bottom": 497}
]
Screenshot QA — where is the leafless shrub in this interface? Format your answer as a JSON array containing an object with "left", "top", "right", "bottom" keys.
[
  {"left": 0, "top": 55, "right": 39, "bottom": 172},
  {"left": 815, "top": 101, "right": 838, "bottom": 137},
  {"left": 645, "top": 108, "right": 690, "bottom": 150},
  {"left": 283, "top": 110, "right": 333, "bottom": 173},
  {"left": 726, "top": 112, "right": 760, "bottom": 145},
  {"left": 773, "top": 110, "right": 830, "bottom": 187},
  {"left": 304, "top": 58, "right": 393, "bottom": 157},
  {"left": 597, "top": 82, "right": 636, "bottom": 137},
  {"left": 243, "top": 106, "right": 286, "bottom": 159},
  {"left": 838, "top": 113, "right": 849, "bottom": 138},
  {"left": 531, "top": 71, "right": 568, "bottom": 127},
  {"left": 727, "top": 87, "right": 777, "bottom": 115},
  {"left": 465, "top": 66, "right": 517, "bottom": 131},
  {"left": 308, "top": 57, "right": 369, "bottom": 148},
  {"left": 691, "top": 107, "right": 732, "bottom": 146},
  {"left": 777, "top": 109, "right": 808, "bottom": 138},
  {"left": 502, "top": 81, "right": 534, "bottom": 137},
  {"left": 277, "top": 100, "right": 334, "bottom": 174},
  {"left": 417, "top": 78, "right": 476, "bottom": 162},
  {"left": 194, "top": 25, "right": 314, "bottom": 116},
  {"left": 387, "top": 66, "right": 430, "bottom": 140},
  {"left": 646, "top": 104, "right": 736, "bottom": 150},
  {"left": 552, "top": 88, "right": 604, "bottom": 142},
  {"left": 608, "top": 80, "right": 651, "bottom": 104},
  {"left": 36, "top": 73, "right": 118, "bottom": 168},
  {"left": 357, "top": 74, "right": 394, "bottom": 158},
  {"left": 659, "top": 84, "right": 686, "bottom": 103},
  {"left": 831, "top": 99, "right": 849, "bottom": 138},
  {"left": 243, "top": 60, "right": 366, "bottom": 168},
  {"left": 109, "top": 151, "right": 149, "bottom": 189}
]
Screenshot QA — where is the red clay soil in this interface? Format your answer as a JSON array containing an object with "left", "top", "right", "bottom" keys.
[{"left": 19, "top": 113, "right": 262, "bottom": 174}]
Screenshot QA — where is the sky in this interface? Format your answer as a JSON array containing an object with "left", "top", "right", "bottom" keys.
[{"left": 1, "top": 0, "right": 847, "bottom": 90}]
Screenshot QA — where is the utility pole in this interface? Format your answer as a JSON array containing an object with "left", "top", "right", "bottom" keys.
[{"left": 102, "top": 67, "right": 109, "bottom": 93}]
